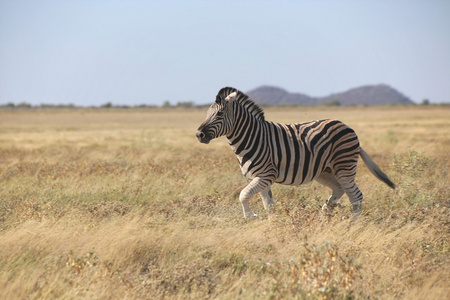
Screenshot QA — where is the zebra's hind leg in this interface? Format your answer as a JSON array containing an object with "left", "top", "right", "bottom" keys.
[
  {"left": 315, "top": 172, "right": 344, "bottom": 215},
  {"left": 335, "top": 176, "right": 363, "bottom": 216},
  {"left": 258, "top": 187, "right": 274, "bottom": 212},
  {"left": 240, "top": 177, "right": 273, "bottom": 218}
]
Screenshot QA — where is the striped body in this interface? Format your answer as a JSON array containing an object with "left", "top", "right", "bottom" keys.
[
  {"left": 230, "top": 119, "right": 359, "bottom": 185},
  {"left": 196, "top": 87, "right": 395, "bottom": 218}
]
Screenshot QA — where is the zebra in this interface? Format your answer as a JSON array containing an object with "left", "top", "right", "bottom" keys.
[{"left": 196, "top": 87, "right": 395, "bottom": 218}]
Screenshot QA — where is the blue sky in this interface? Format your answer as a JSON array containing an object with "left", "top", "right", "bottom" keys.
[{"left": 1, "top": 0, "right": 449, "bottom": 106}]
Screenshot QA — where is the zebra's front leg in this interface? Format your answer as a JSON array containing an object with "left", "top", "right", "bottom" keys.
[
  {"left": 239, "top": 177, "right": 272, "bottom": 218},
  {"left": 259, "top": 187, "right": 274, "bottom": 212}
]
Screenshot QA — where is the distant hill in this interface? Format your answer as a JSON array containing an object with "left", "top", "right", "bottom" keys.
[{"left": 246, "top": 84, "right": 414, "bottom": 106}]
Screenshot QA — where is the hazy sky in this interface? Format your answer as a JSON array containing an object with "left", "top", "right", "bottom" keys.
[{"left": 1, "top": 0, "right": 449, "bottom": 106}]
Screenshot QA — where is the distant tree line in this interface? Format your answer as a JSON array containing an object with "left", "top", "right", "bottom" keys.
[{"left": 0, "top": 99, "right": 447, "bottom": 109}]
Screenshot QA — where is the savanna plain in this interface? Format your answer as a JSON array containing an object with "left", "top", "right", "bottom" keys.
[{"left": 0, "top": 106, "right": 449, "bottom": 299}]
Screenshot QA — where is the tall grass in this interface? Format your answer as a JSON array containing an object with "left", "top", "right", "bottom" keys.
[{"left": 0, "top": 107, "right": 449, "bottom": 299}]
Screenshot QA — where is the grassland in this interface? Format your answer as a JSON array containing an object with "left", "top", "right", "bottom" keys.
[{"left": 0, "top": 106, "right": 449, "bottom": 299}]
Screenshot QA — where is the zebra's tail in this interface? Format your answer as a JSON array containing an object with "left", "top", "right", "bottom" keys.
[{"left": 359, "top": 147, "right": 395, "bottom": 189}]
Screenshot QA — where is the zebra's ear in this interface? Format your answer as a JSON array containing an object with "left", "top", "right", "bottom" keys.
[{"left": 225, "top": 91, "right": 237, "bottom": 101}]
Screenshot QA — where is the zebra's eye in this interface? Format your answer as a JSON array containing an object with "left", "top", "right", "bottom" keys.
[{"left": 216, "top": 111, "right": 224, "bottom": 117}]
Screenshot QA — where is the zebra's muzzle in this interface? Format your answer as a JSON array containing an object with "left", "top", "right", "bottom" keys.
[{"left": 196, "top": 130, "right": 211, "bottom": 144}]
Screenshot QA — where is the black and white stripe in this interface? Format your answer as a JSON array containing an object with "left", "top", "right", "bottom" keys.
[{"left": 196, "top": 87, "right": 395, "bottom": 218}]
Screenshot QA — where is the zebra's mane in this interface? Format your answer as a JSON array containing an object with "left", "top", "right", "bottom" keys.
[{"left": 217, "top": 87, "right": 265, "bottom": 121}]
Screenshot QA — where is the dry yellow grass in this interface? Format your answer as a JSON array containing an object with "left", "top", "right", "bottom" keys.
[{"left": 1, "top": 106, "right": 449, "bottom": 299}]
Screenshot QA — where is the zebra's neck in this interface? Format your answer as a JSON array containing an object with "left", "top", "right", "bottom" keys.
[{"left": 226, "top": 103, "right": 266, "bottom": 166}]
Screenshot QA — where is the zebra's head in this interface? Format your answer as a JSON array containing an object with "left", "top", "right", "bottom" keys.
[{"left": 196, "top": 88, "right": 237, "bottom": 144}]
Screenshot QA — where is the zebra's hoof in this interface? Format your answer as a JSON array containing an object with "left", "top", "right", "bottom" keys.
[
  {"left": 322, "top": 204, "right": 334, "bottom": 215},
  {"left": 244, "top": 212, "right": 258, "bottom": 219},
  {"left": 352, "top": 202, "right": 362, "bottom": 216}
]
